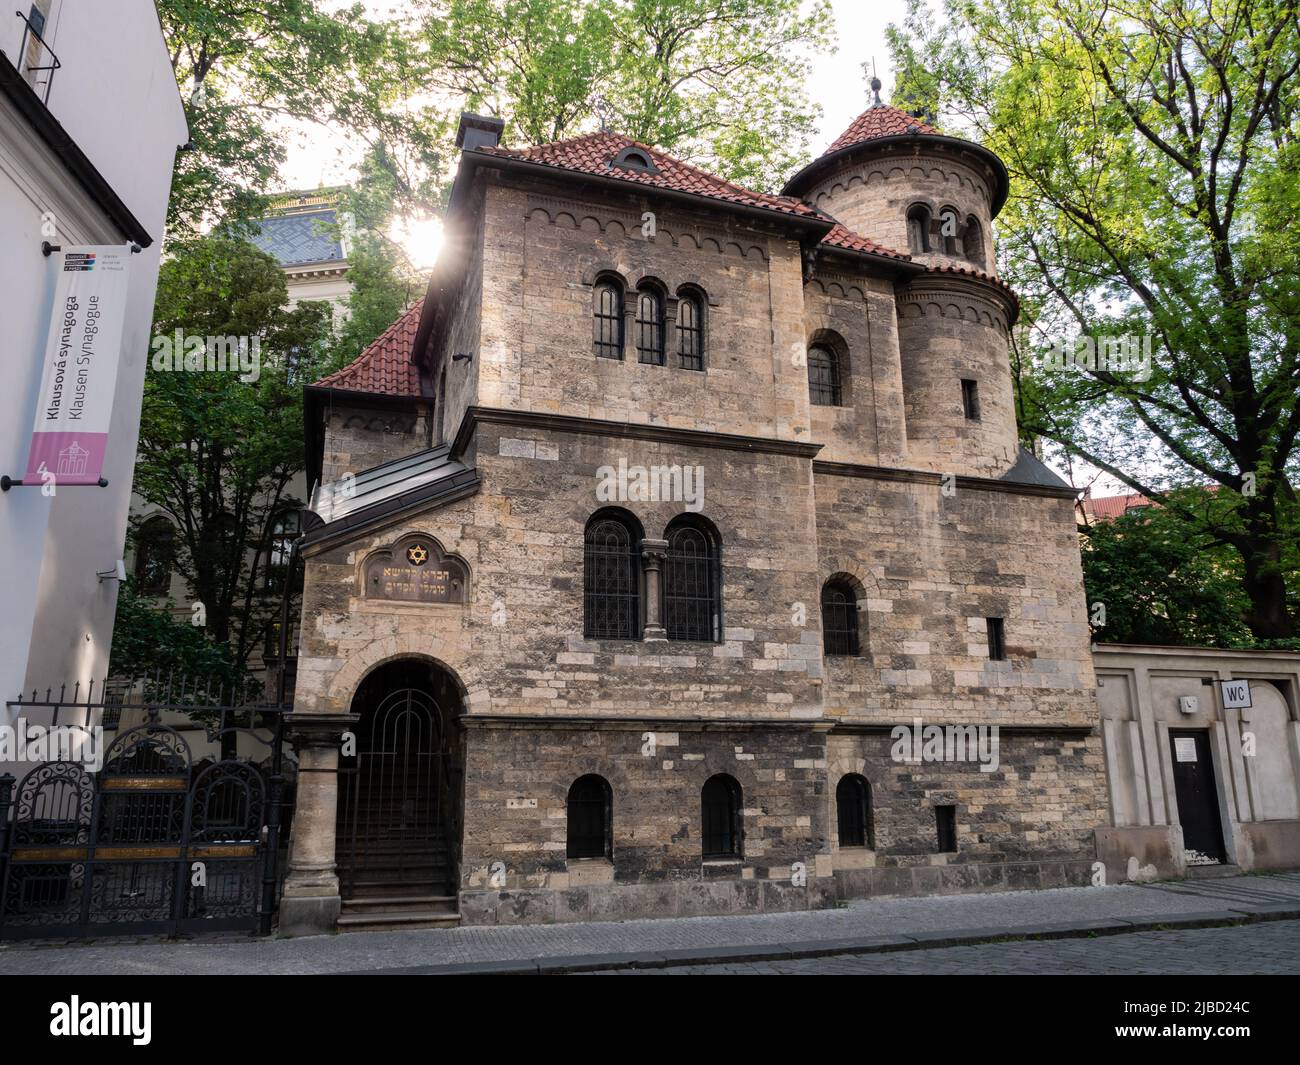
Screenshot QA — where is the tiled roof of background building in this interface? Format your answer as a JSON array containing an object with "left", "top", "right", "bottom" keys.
[
  {"left": 313, "top": 302, "right": 423, "bottom": 397},
  {"left": 475, "top": 130, "right": 820, "bottom": 219},
  {"left": 250, "top": 208, "right": 345, "bottom": 266}
]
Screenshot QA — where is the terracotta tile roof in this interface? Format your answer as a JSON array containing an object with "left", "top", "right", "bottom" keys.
[
  {"left": 819, "top": 221, "right": 911, "bottom": 261},
  {"left": 922, "top": 262, "right": 1016, "bottom": 297},
  {"left": 825, "top": 105, "right": 939, "bottom": 154},
  {"left": 1078, "top": 491, "right": 1152, "bottom": 521},
  {"left": 313, "top": 302, "right": 423, "bottom": 397},
  {"left": 475, "top": 130, "right": 820, "bottom": 219}
]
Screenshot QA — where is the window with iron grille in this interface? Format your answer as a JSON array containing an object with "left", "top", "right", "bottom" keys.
[
  {"left": 936, "top": 804, "right": 958, "bottom": 852},
  {"left": 836, "top": 774, "right": 873, "bottom": 848},
  {"left": 821, "top": 580, "right": 859, "bottom": 656},
  {"left": 664, "top": 520, "right": 720, "bottom": 642},
  {"left": 566, "top": 774, "right": 612, "bottom": 859},
  {"left": 986, "top": 616, "right": 1006, "bottom": 660},
  {"left": 701, "top": 774, "right": 742, "bottom": 859},
  {"left": 635, "top": 288, "right": 665, "bottom": 365},
  {"left": 677, "top": 292, "right": 704, "bottom": 370},
  {"left": 584, "top": 514, "right": 641, "bottom": 639},
  {"left": 961, "top": 378, "right": 981, "bottom": 420},
  {"left": 593, "top": 281, "right": 624, "bottom": 359},
  {"left": 807, "top": 345, "right": 842, "bottom": 406}
]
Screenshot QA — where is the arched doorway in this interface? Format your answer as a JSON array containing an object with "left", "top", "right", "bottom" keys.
[{"left": 336, "top": 658, "right": 465, "bottom": 902}]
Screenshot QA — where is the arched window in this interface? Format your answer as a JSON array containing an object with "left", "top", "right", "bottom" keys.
[
  {"left": 821, "top": 579, "right": 859, "bottom": 656},
  {"left": 584, "top": 510, "right": 642, "bottom": 639},
  {"left": 676, "top": 291, "right": 704, "bottom": 371},
  {"left": 567, "top": 774, "right": 612, "bottom": 859},
  {"left": 265, "top": 510, "right": 300, "bottom": 594},
  {"left": 964, "top": 216, "right": 985, "bottom": 267},
  {"left": 907, "top": 204, "right": 931, "bottom": 253},
  {"left": 134, "top": 517, "right": 176, "bottom": 597},
  {"left": 836, "top": 774, "right": 874, "bottom": 848},
  {"left": 939, "top": 207, "right": 959, "bottom": 255},
  {"left": 635, "top": 286, "right": 665, "bottom": 365},
  {"left": 593, "top": 280, "right": 624, "bottom": 359},
  {"left": 807, "top": 345, "right": 842, "bottom": 406},
  {"left": 664, "top": 517, "right": 721, "bottom": 642},
  {"left": 701, "top": 774, "right": 742, "bottom": 859}
]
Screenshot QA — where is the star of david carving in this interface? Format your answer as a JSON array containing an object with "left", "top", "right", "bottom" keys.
[{"left": 406, "top": 544, "right": 429, "bottom": 566}]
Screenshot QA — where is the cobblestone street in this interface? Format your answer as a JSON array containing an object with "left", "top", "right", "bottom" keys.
[{"left": 590, "top": 918, "right": 1300, "bottom": 974}]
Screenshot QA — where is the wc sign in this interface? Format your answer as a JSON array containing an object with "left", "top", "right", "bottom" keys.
[{"left": 1220, "top": 679, "right": 1252, "bottom": 709}]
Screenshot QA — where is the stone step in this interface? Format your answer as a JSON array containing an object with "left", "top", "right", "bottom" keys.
[
  {"left": 341, "top": 893, "right": 458, "bottom": 915},
  {"left": 346, "top": 880, "right": 454, "bottom": 898},
  {"left": 1185, "top": 862, "right": 1243, "bottom": 879},
  {"left": 336, "top": 909, "right": 462, "bottom": 932}
]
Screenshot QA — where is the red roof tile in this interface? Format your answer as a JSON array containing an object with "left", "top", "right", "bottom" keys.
[
  {"left": 922, "top": 262, "right": 1016, "bottom": 298},
  {"left": 476, "top": 130, "right": 819, "bottom": 219},
  {"left": 819, "top": 221, "right": 910, "bottom": 261},
  {"left": 313, "top": 302, "right": 423, "bottom": 397},
  {"left": 825, "top": 105, "right": 939, "bottom": 154}
]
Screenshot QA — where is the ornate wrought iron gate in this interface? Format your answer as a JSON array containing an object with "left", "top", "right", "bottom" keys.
[
  {"left": 0, "top": 682, "right": 291, "bottom": 939},
  {"left": 338, "top": 688, "right": 459, "bottom": 896}
]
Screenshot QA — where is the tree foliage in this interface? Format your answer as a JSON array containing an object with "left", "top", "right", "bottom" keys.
[
  {"left": 133, "top": 237, "right": 335, "bottom": 674},
  {"left": 416, "top": 0, "right": 835, "bottom": 192},
  {"left": 889, "top": 0, "right": 1300, "bottom": 639}
]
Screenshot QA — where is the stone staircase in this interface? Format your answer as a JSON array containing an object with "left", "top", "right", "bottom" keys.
[{"left": 336, "top": 781, "right": 460, "bottom": 931}]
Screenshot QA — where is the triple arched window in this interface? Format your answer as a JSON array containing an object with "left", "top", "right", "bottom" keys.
[
  {"left": 907, "top": 203, "right": 987, "bottom": 267},
  {"left": 592, "top": 277, "right": 706, "bottom": 369}
]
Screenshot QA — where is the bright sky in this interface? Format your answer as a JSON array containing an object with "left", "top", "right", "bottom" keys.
[{"left": 278, "top": 0, "right": 909, "bottom": 191}]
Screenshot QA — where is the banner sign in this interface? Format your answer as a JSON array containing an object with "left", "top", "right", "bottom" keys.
[{"left": 24, "top": 246, "right": 132, "bottom": 485}]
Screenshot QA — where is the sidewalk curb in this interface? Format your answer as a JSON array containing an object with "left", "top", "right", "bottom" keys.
[{"left": 350, "top": 906, "right": 1300, "bottom": 975}]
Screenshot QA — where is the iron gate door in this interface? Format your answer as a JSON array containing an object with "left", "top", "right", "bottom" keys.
[
  {"left": 338, "top": 689, "right": 449, "bottom": 894},
  {"left": 1169, "top": 729, "right": 1226, "bottom": 864}
]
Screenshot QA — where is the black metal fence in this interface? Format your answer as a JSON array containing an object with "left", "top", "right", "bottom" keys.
[{"left": 0, "top": 678, "right": 292, "bottom": 939}]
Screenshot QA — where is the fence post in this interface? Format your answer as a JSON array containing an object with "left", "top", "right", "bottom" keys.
[
  {"left": 258, "top": 771, "right": 285, "bottom": 936},
  {"left": 0, "top": 773, "right": 15, "bottom": 933}
]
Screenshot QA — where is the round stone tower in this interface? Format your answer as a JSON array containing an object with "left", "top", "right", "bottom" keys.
[{"left": 785, "top": 87, "right": 1020, "bottom": 478}]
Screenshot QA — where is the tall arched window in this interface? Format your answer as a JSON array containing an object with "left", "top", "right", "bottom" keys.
[
  {"left": 567, "top": 774, "right": 613, "bottom": 859},
  {"left": 702, "top": 774, "right": 742, "bottom": 859},
  {"left": 664, "top": 517, "right": 721, "bottom": 642},
  {"left": 635, "top": 286, "right": 665, "bottom": 365},
  {"left": 964, "top": 215, "right": 985, "bottom": 267},
  {"left": 807, "top": 345, "right": 842, "bottom": 406},
  {"left": 593, "top": 279, "right": 624, "bottom": 359},
  {"left": 134, "top": 517, "right": 176, "bottom": 597},
  {"left": 821, "top": 579, "right": 859, "bottom": 656},
  {"left": 584, "top": 510, "right": 642, "bottom": 639},
  {"left": 939, "top": 207, "right": 959, "bottom": 255},
  {"left": 907, "top": 204, "right": 931, "bottom": 253},
  {"left": 836, "top": 774, "right": 874, "bottom": 848},
  {"left": 676, "top": 290, "right": 704, "bottom": 370}
]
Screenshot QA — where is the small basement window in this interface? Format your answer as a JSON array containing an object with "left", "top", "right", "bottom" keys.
[{"left": 936, "top": 805, "right": 958, "bottom": 852}]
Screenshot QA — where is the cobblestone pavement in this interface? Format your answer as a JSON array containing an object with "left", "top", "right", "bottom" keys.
[
  {"left": 1, "top": 872, "right": 1298, "bottom": 975},
  {"left": 589, "top": 919, "right": 1300, "bottom": 974}
]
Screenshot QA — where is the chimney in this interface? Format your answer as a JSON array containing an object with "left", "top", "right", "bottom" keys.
[{"left": 456, "top": 112, "right": 505, "bottom": 152}]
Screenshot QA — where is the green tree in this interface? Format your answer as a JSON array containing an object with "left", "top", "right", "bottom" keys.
[
  {"left": 417, "top": 0, "right": 835, "bottom": 191},
  {"left": 889, "top": 0, "right": 1300, "bottom": 639},
  {"left": 159, "top": 0, "right": 439, "bottom": 235},
  {"left": 132, "top": 237, "right": 334, "bottom": 677},
  {"left": 1081, "top": 502, "right": 1255, "bottom": 647}
]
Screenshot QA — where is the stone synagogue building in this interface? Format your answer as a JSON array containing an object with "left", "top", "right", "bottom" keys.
[{"left": 279, "top": 101, "right": 1104, "bottom": 935}]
